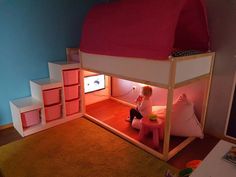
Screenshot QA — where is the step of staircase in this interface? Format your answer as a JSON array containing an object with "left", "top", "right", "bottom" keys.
[
  {"left": 30, "top": 78, "right": 62, "bottom": 90},
  {"left": 10, "top": 97, "right": 42, "bottom": 113}
]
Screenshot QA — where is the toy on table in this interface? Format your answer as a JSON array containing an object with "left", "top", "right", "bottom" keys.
[{"left": 148, "top": 113, "right": 157, "bottom": 121}]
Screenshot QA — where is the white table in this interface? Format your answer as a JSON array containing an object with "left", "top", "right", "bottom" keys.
[{"left": 190, "top": 140, "right": 236, "bottom": 177}]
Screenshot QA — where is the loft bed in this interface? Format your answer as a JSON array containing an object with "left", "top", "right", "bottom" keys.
[
  {"left": 80, "top": 52, "right": 215, "bottom": 161},
  {"left": 79, "top": 0, "right": 215, "bottom": 161}
]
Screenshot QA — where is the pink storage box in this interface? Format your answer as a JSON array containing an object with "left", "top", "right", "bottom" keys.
[
  {"left": 64, "top": 85, "right": 80, "bottom": 101},
  {"left": 63, "top": 69, "right": 79, "bottom": 86},
  {"left": 66, "top": 99, "right": 79, "bottom": 116},
  {"left": 45, "top": 104, "right": 62, "bottom": 122},
  {"left": 21, "top": 109, "right": 41, "bottom": 128},
  {"left": 43, "top": 88, "right": 61, "bottom": 106}
]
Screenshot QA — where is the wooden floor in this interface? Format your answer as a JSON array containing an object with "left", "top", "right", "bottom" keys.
[
  {"left": 0, "top": 99, "right": 219, "bottom": 169},
  {"left": 86, "top": 99, "right": 219, "bottom": 168},
  {"left": 86, "top": 99, "right": 186, "bottom": 154},
  {"left": 0, "top": 127, "right": 22, "bottom": 146}
]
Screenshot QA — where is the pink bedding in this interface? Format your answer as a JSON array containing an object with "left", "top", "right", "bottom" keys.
[{"left": 80, "top": 0, "right": 210, "bottom": 60}]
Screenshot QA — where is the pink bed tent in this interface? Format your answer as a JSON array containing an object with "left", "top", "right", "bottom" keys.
[{"left": 80, "top": 0, "right": 210, "bottom": 60}]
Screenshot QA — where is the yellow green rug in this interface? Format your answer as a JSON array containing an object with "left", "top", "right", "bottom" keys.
[{"left": 0, "top": 118, "right": 178, "bottom": 177}]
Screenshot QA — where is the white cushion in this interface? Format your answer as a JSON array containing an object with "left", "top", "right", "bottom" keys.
[
  {"left": 152, "top": 94, "right": 203, "bottom": 138},
  {"left": 131, "top": 118, "right": 142, "bottom": 130}
]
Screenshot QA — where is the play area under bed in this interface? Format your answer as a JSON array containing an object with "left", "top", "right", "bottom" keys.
[{"left": 86, "top": 99, "right": 187, "bottom": 154}]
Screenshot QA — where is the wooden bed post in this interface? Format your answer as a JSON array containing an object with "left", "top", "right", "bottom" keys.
[
  {"left": 79, "top": 50, "right": 86, "bottom": 115},
  {"left": 200, "top": 53, "right": 215, "bottom": 130},
  {"left": 80, "top": 69, "right": 86, "bottom": 115},
  {"left": 163, "top": 58, "right": 176, "bottom": 161}
]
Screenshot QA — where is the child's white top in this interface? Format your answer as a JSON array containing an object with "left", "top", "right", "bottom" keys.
[{"left": 138, "top": 99, "right": 152, "bottom": 117}]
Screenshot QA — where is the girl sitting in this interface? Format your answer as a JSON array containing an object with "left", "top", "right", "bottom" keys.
[{"left": 127, "top": 86, "right": 153, "bottom": 123}]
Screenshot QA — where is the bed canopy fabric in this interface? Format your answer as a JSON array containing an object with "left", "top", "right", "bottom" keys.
[{"left": 80, "top": 0, "right": 210, "bottom": 60}]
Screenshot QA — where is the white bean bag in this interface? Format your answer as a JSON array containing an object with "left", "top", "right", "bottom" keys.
[{"left": 152, "top": 94, "right": 203, "bottom": 138}]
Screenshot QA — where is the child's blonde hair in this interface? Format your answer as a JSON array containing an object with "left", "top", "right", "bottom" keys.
[{"left": 142, "top": 86, "right": 152, "bottom": 97}]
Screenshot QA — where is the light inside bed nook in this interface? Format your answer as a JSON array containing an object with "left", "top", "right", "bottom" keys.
[
  {"left": 138, "top": 83, "right": 149, "bottom": 87},
  {"left": 84, "top": 74, "right": 105, "bottom": 93}
]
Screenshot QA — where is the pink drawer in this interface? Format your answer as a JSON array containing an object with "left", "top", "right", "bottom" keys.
[
  {"left": 45, "top": 104, "right": 62, "bottom": 122},
  {"left": 64, "top": 85, "right": 80, "bottom": 101},
  {"left": 21, "top": 109, "right": 40, "bottom": 128},
  {"left": 66, "top": 99, "right": 79, "bottom": 116},
  {"left": 43, "top": 88, "right": 61, "bottom": 106},
  {"left": 63, "top": 69, "right": 79, "bottom": 86}
]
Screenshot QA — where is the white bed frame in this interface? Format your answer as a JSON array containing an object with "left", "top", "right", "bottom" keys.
[{"left": 80, "top": 51, "right": 215, "bottom": 161}]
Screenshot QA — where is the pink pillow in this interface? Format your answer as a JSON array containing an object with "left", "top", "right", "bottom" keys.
[{"left": 152, "top": 94, "right": 203, "bottom": 138}]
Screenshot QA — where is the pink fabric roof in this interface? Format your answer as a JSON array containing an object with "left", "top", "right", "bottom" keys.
[{"left": 80, "top": 0, "right": 210, "bottom": 60}]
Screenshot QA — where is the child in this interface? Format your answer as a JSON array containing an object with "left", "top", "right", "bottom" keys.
[{"left": 127, "top": 86, "right": 153, "bottom": 123}]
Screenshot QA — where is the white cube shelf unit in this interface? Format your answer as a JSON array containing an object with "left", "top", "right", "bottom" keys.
[
  {"left": 48, "top": 61, "right": 83, "bottom": 118},
  {"left": 30, "top": 78, "right": 63, "bottom": 124},
  {"left": 10, "top": 97, "right": 43, "bottom": 137},
  {"left": 10, "top": 61, "right": 83, "bottom": 137}
]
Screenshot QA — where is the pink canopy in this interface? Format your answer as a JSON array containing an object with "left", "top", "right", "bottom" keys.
[{"left": 80, "top": 0, "right": 210, "bottom": 60}]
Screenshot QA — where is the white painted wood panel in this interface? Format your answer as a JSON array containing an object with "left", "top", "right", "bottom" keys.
[
  {"left": 30, "top": 78, "right": 62, "bottom": 90},
  {"left": 81, "top": 52, "right": 170, "bottom": 86},
  {"left": 175, "top": 56, "right": 212, "bottom": 83},
  {"left": 48, "top": 61, "right": 80, "bottom": 82},
  {"left": 10, "top": 102, "right": 24, "bottom": 136},
  {"left": 10, "top": 97, "right": 42, "bottom": 113},
  {"left": 49, "top": 61, "right": 80, "bottom": 71},
  {"left": 48, "top": 63, "right": 63, "bottom": 81}
]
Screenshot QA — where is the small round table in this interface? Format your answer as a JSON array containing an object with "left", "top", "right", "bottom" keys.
[{"left": 139, "top": 117, "right": 164, "bottom": 148}]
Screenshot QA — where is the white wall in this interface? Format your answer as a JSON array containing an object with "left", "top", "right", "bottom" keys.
[{"left": 205, "top": 0, "right": 236, "bottom": 138}]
